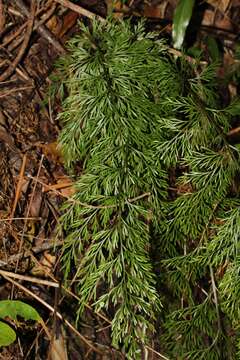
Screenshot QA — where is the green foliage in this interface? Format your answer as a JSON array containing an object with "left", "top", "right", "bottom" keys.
[
  {"left": 0, "top": 322, "right": 16, "bottom": 347},
  {"left": 205, "top": 36, "right": 221, "bottom": 62},
  {"left": 172, "top": 0, "right": 196, "bottom": 49},
  {"left": 57, "top": 19, "right": 169, "bottom": 358},
  {"left": 55, "top": 18, "right": 240, "bottom": 359},
  {"left": 0, "top": 300, "right": 40, "bottom": 347}
]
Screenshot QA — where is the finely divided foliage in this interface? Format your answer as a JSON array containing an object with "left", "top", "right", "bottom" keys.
[{"left": 56, "top": 19, "right": 240, "bottom": 359}]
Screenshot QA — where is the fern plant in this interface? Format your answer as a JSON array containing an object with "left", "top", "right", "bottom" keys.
[{"left": 54, "top": 18, "right": 240, "bottom": 359}]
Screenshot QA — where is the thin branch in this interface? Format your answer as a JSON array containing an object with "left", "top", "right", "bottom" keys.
[
  {"left": 145, "top": 345, "right": 170, "bottom": 360},
  {"left": 28, "top": 249, "right": 112, "bottom": 326},
  {"left": 9, "top": 154, "right": 27, "bottom": 224},
  {"left": 198, "top": 201, "right": 221, "bottom": 247},
  {"left": 53, "top": 0, "right": 105, "bottom": 23},
  {"left": 0, "top": 0, "right": 5, "bottom": 34},
  {"left": 227, "top": 125, "right": 240, "bottom": 137},
  {"left": 0, "top": 216, "right": 41, "bottom": 222},
  {"left": 0, "top": 270, "right": 59, "bottom": 288},
  {"left": 1, "top": 2, "right": 56, "bottom": 50},
  {"left": 127, "top": 192, "right": 151, "bottom": 203},
  {"left": 0, "top": 1, "right": 35, "bottom": 81},
  {"left": 15, "top": 0, "right": 66, "bottom": 54},
  {"left": 209, "top": 265, "right": 222, "bottom": 332},
  {"left": 0, "top": 85, "right": 33, "bottom": 98},
  {"left": 2, "top": 273, "right": 102, "bottom": 355},
  {"left": 168, "top": 48, "right": 207, "bottom": 66},
  {"left": 11, "top": 156, "right": 44, "bottom": 298},
  {"left": 0, "top": 239, "right": 63, "bottom": 267}
]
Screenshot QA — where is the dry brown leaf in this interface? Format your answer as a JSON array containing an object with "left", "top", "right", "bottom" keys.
[
  {"left": 28, "top": 188, "right": 43, "bottom": 218},
  {"left": 201, "top": 8, "right": 216, "bottom": 27},
  {"left": 31, "top": 251, "right": 56, "bottom": 276},
  {"left": 144, "top": 2, "right": 168, "bottom": 18},
  {"left": 37, "top": 142, "right": 64, "bottom": 164},
  {"left": 46, "top": 15, "right": 62, "bottom": 35},
  {"left": 106, "top": 0, "right": 127, "bottom": 18},
  {"left": 58, "top": 11, "right": 79, "bottom": 37}
]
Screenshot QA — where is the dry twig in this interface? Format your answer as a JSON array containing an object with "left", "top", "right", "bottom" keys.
[
  {"left": 53, "top": 0, "right": 105, "bottom": 23},
  {"left": 1, "top": 2, "right": 55, "bottom": 50},
  {"left": 0, "top": 1, "right": 35, "bottom": 82},
  {"left": 0, "top": 0, "right": 5, "bottom": 33},
  {"left": 13, "top": 155, "right": 44, "bottom": 277},
  {"left": 9, "top": 154, "right": 27, "bottom": 224},
  {"left": 1, "top": 273, "right": 103, "bottom": 355},
  {"left": 0, "top": 239, "right": 63, "bottom": 267},
  {"left": 0, "top": 269, "right": 59, "bottom": 288},
  {"left": 0, "top": 85, "right": 33, "bottom": 98},
  {"left": 15, "top": 0, "right": 66, "bottom": 54}
]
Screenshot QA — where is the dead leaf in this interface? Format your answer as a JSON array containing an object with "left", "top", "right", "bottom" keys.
[
  {"left": 106, "top": 0, "right": 127, "bottom": 18},
  {"left": 144, "top": 2, "right": 168, "bottom": 18},
  {"left": 31, "top": 251, "right": 56, "bottom": 276},
  {"left": 37, "top": 142, "right": 64, "bottom": 164},
  {"left": 28, "top": 188, "right": 43, "bottom": 218},
  {"left": 46, "top": 15, "right": 62, "bottom": 35},
  {"left": 58, "top": 11, "right": 79, "bottom": 38},
  {"left": 49, "top": 328, "right": 68, "bottom": 360},
  {"left": 201, "top": 9, "right": 216, "bottom": 27}
]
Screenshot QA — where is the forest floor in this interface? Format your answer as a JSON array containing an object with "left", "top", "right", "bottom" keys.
[{"left": 0, "top": 1, "right": 240, "bottom": 359}]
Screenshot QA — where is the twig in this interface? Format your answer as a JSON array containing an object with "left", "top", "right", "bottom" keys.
[
  {"left": 209, "top": 265, "right": 222, "bottom": 332},
  {"left": 0, "top": 1, "right": 35, "bottom": 82},
  {"left": 0, "top": 269, "right": 59, "bottom": 288},
  {"left": 0, "top": 216, "right": 41, "bottom": 222},
  {"left": 168, "top": 48, "right": 207, "bottom": 66},
  {"left": 198, "top": 201, "right": 221, "bottom": 247},
  {"left": 15, "top": 0, "right": 66, "bottom": 54},
  {"left": 1, "top": 2, "right": 55, "bottom": 49},
  {"left": 8, "top": 240, "right": 112, "bottom": 344},
  {"left": 0, "top": 239, "right": 63, "bottom": 267},
  {"left": 2, "top": 273, "right": 103, "bottom": 355},
  {"left": 0, "top": 85, "right": 33, "bottom": 98},
  {"left": 128, "top": 192, "right": 151, "bottom": 203},
  {"left": 43, "top": 181, "right": 73, "bottom": 191},
  {"left": 9, "top": 154, "right": 27, "bottom": 224},
  {"left": 168, "top": 48, "right": 197, "bottom": 64},
  {"left": 27, "top": 247, "right": 112, "bottom": 327},
  {"left": 14, "top": 155, "right": 44, "bottom": 271},
  {"left": 11, "top": 155, "right": 44, "bottom": 299},
  {"left": 0, "top": 0, "right": 5, "bottom": 33},
  {"left": 145, "top": 346, "right": 170, "bottom": 360},
  {"left": 0, "top": 55, "right": 30, "bottom": 80},
  {"left": 227, "top": 126, "right": 240, "bottom": 137},
  {"left": 53, "top": 0, "right": 105, "bottom": 23}
]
